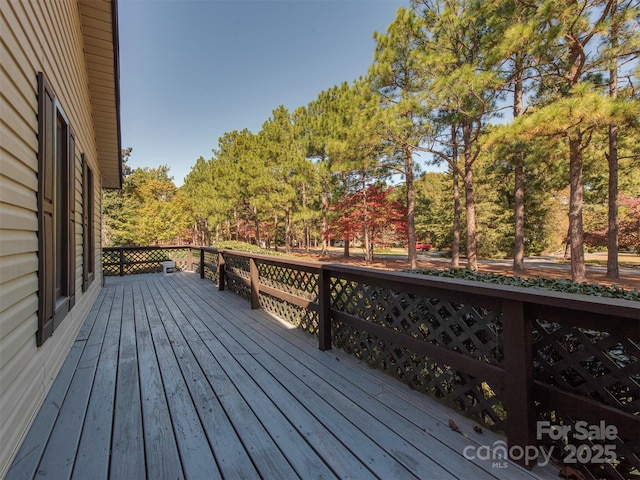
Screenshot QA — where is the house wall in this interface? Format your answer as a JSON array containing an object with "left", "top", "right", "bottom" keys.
[{"left": 0, "top": 0, "right": 104, "bottom": 475}]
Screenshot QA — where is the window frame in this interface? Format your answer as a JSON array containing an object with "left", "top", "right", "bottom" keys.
[{"left": 82, "top": 154, "right": 95, "bottom": 292}]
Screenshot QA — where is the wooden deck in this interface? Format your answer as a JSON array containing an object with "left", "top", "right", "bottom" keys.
[{"left": 6, "top": 272, "right": 560, "bottom": 480}]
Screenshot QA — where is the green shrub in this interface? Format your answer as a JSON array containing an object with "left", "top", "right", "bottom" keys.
[
  {"left": 212, "top": 240, "right": 286, "bottom": 256},
  {"left": 404, "top": 268, "right": 640, "bottom": 301}
]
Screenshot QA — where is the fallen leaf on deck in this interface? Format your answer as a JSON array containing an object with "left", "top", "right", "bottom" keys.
[
  {"left": 473, "top": 425, "right": 483, "bottom": 434},
  {"left": 448, "top": 419, "right": 462, "bottom": 434},
  {"left": 559, "top": 466, "right": 586, "bottom": 480}
]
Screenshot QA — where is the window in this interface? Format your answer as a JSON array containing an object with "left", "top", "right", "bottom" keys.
[
  {"left": 37, "top": 72, "right": 76, "bottom": 346},
  {"left": 82, "top": 154, "right": 95, "bottom": 291}
]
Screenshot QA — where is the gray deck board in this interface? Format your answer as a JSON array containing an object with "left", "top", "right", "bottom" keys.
[
  {"left": 7, "top": 272, "right": 559, "bottom": 480},
  {"left": 153, "top": 277, "right": 342, "bottom": 479},
  {"left": 130, "top": 281, "right": 184, "bottom": 480},
  {"left": 157, "top": 280, "right": 367, "bottom": 476},
  {"left": 71, "top": 285, "right": 118, "bottom": 480},
  {"left": 174, "top": 280, "right": 431, "bottom": 479},
  {"left": 138, "top": 281, "right": 221, "bottom": 480},
  {"left": 110, "top": 283, "right": 146, "bottom": 480},
  {"left": 145, "top": 280, "right": 263, "bottom": 479}
]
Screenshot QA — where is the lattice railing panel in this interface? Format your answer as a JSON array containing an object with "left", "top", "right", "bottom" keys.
[
  {"left": 168, "top": 248, "right": 191, "bottom": 259},
  {"left": 125, "top": 250, "right": 169, "bottom": 274},
  {"left": 102, "top": 250, "right": 120, "bottom": 276},
  {"left": 102, "top": 247, "right": 193, "bottom": 276},
  {"left": 226, "top": 275, "right": 250, "bottom": 300},
  {"left": 225, "top": 255, "right": 250, "bottom": 281},
  {"left": 328, "top": 276, "right": 507, "bottom": 430},
  {"left": 533, "top": 321, "right": 639, "bottom": 413},
  {"left": 167, "top": 248, "right": 192, "bottom": 271},
  {"left": 329, "top": 278, "right": 504, "bottom": 365},
  {"left": 202, "top": 250, "right": 219, "bottom": 284},
  {"left": 533, "top": 320, "right": 640, "bottom": 479},
  {"left": 258, "top": 263, "right": 319, "bottom": 302},
  {"left": 259, "top": 293, "right": 319, "bottom": 336},
  {"left": 332, "top": 318, "right": 507, "bottom": 430}
]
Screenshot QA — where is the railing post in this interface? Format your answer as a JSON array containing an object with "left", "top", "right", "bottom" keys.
[
  {"left": 502, "top": 299, "right": 535, "bottom": 469},
  {"left": 200, "top": 248, "right": 205, "bottom": 279},
  {"left": 250, "top": 257, "right": 260, "bottom": 309},
  {"left": 218, "top": 252, "right": 225, "bottom": 291},
  {"left": 318, "top": 266, "right": 332, "bottom": 351},
  {"left": 119, "top": 248, "right": 124, "bottom": 276}
]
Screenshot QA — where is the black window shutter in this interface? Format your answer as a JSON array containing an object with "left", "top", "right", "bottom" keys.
[
  {"left": 68, "top": 128, "right": 76, "bottom": 309},
  {"left": 82, "top": 154, "right": 89, "bottom": 292},
  {"left": 37, "top": 72, "right": 55, "bottom": 346}
]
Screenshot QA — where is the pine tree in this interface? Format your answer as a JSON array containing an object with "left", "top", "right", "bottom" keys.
[
  {"left": 412, "top": 0, "right": 502, "bottom": 271},
  {"left": 370, "top": 7, "right": 429, "bottom": 268}
]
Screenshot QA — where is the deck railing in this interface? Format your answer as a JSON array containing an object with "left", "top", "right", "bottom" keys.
[
  {"left": 102, "top": 245, "right": 639, "bottom": 478},
  {"left": 102, "top": 246, "right": 196, "bottom": 276}
]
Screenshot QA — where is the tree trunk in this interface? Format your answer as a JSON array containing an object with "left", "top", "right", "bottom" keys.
[
  {"left": 512, "top": 55, "right": 525, "bottom": 271},
  {"left": 451, "top": 127, "right": 460, "bottom": 269},
  {"left": 607, "top": 125, "right": 619, "bottom": 278},
  {"left": 302, "top": 183, "right": 309, "bottom": 253},
  {"left": 253, "top": 205, "right": 260, "bottom": 246},
  {"left": 514, "top": 156, "right": 525, "bottom": 271},
  {"left": 564, "top": 225, "right": 571, "bottom": 259},
  {"left": 462, "top": 122, "right": 478, "bottom": 271},
  {"left": 273, "top": 213, "right": 279, "bottom": 252},
  {"left": 197, "top": 218, "right": 209, "bottom": 246},
  {"left": 568, "top": 134, "right": 586, "bottom": 282},
  {"left": 285, "top": 209, "right": 291, "bottom": 253},
  {"left": 405, "top": 146, "right": 417, "bottom": 269},
  {"left": 607, "top": 7, "right": 619, "bottom": 278},
  {"left": 321, "top": 191, "right": 328, "bottom": 255},
  {"left": 362, "top": 180, "right": 371, "bottom": 264}
]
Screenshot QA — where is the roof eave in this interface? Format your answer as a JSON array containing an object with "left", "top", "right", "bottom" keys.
[{"left": 79, "top": 0, "right": 123, "bottom": 189}]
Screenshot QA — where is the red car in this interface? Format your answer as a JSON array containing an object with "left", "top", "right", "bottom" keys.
[{"left": 415, "top": 241, "right": 433, "bottom": 252}]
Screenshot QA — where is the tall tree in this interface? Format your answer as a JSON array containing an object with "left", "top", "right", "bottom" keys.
[
  {"left": 181, "top": 156, "right": 217, "bottom": 245},
  {"left": 602, "top": 0, "right": 640, "bottom": 277},
  {"left": 529, "top": 0, "right": 633, "bottom": 282},
  {"left": 260, "top": 106, "right": 310, "bottom": 252},
  {"left": 607, "top": 0, "right": 621, "bottom": 278},
  {"left": 102, "top": 148, "right": 134, "bottom": 246},
  {"left": 305, "top": 88, "right": 347, "bottom": 255},
  {"left": 102, "top": 154, "right": 187, "bottom": 246},
  {"left": 483, "top": 0, "right": 541, "bottom": 271},
  {"left": 412, "top": 0, "right": 502, "bottom": 271},
  {"left": 370, "top": 7, "right": 430, "bottom": 268}
]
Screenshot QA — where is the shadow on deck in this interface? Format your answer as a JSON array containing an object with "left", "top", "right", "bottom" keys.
[{"left": 7, "top": 272, "right": 560, "bottom": 479}]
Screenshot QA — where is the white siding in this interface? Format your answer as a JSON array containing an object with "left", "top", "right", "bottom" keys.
[{"left": 0, "top": 0, "right": 108, "bottom": 475}]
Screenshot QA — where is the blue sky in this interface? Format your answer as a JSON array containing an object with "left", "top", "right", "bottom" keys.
[{"left": 118, "top": 0, "right": 407, "bottom": 186}]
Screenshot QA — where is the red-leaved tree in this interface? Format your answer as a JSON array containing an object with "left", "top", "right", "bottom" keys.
[{"left": 327, "top": 185, "right": 407, "bottom": 262}]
